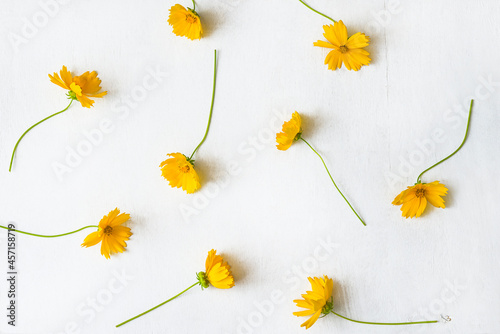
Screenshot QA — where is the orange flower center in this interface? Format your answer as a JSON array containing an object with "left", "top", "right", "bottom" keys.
[
  {"left": 180, "top": 164, "right": 191, "bottom": 173},
  {"left": 103, "top": 226, "right": 113, "bottom": 235},
  {"left": 415, "top": 189, "right": 425, "bottom": 198},
  {"left": 339, "top": 45, "right": 348, "bottom": 54},
  {"left": 186, "top": 13, "right": 198, "bottom": 24}
]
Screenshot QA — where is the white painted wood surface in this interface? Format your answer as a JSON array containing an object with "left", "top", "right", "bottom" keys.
[{"left": 0, "top": 0, "right": 499, "bottom": 333}]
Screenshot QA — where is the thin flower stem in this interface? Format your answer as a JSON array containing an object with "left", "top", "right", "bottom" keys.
[
  {"left": 9, "top": 99, "right": 74, "bottom": 172},
  {"left": 191, "top": 0, "right": 196, "bottom": 10},
  {"left": 116, "top": 282, "right": 200, "bottom": 328},
  {"left": 189, "top": 49, "right": 218, "bottom": 160},
  {"left": 297, "top": 0, "right": 336, "bottom": 23},
  {"left": 0, "top": 224, "right": 98, "bottom": 238},
  {"left": 331, "top": 311, "right": 438, "bottom": 326},
  {"left": 300, "top": 137, "right": 366, "bottom": 226},
  {"left": 416, "top": 99, "right": 474, "bottom": 184}
]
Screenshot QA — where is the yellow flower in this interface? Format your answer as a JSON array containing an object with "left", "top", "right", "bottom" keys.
[
  {"left": 197, "top": 249, "right": 235, "bottom": 289},
  {"left": 276, "top": 111, "right": 302, "bottom": 151},
  {"left": 168, "top": 4, "right": 203, "bottom": 40},
  {"left": 313, "top": 21, "right": 371, "bottom": 71},
  {"left": 49, "top": 66, "right": 107, "bottom": 108},
  {"left": 293, "top": 276, "right": 334, "bottom": 329},
  {"left": 81, "top": 208, "right": 132, "bottom": 259},
  {"left": 392, "top": 181, "right": 448, "bottom": 218},
  {"left": 159, "top": 153, "right": 200, "bottom": 194}
]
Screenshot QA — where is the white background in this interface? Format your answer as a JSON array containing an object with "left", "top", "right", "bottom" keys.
[{"left": 0, "top": 0, "right": 499, "bottom": 333}]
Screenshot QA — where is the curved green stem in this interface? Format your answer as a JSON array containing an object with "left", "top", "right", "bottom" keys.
[
  {"left": 417, "top": 99, "right": 474, "bottom": 184},
  {"left": 331, "top": 311, "right": 438, "bottom": 326},
  {"left": 300, "top": 137, "right": 366, "bottom": 226},
  {"left": 9, "top": 99, "right": 74, "bottom": 172},
  {"left": 189, "top": 49, "right": 218, "bottom": 160},
  {"left": 191, "top": 0, "right": 196, "bottom": 10},
  {"left": 116, "top": 282, "right": 200, "bottom": 328},
  {"left": 297, "top": 0, "right": 336, "bottom": 23},
  {"left": 0, "top": 224, "right": 97, "bottom": 238}
]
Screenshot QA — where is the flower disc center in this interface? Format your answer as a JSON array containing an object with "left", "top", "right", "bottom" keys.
[
  {"left": 415, "top": 189, "right": 425, "bottom": 198},
  {"left": 103, "top": 226, "right": 113, "bottom": 235},
  {"left": 339, "top": 45, "right": 348, "bottom": 53}
]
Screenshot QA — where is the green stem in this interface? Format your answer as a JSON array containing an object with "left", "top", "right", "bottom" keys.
[
  {"left": 297, "top": 0, "right": 336, "bottom": 23},
  {"left": 416, "top": 99, "right": 474, "bottom": 184},
  {"left": 9, "top": 99, "right": 74, "bottom": 172},
  {"left": 191, "top": 0, "right": 196, "bottom": 10},
  {"left": 300, "top": 137, "right": 366, "bottom": 226},
  {"left": 189, "top": 50, "right": 218, "bottom": 161},
  {"left": 116, "top": 282, "right": 200, "bottom": 328},
  {"left": 331, "top": 311, "right": 438, "bottom": 326},
  {"left": 0, "top": 224, "right": 97, "bottom": 238}
]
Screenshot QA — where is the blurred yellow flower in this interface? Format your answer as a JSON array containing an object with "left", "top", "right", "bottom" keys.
[
  {"left": 160, "top": 153, "right": 201, "bottom": 194},
  {"left": 276, "top": 111, "right": 302, "bottom": 151},
  {"left": 314, "top": 21, "right": 371, "bottom": 71},
  {"left": 293, "top": 276, "right": 334, "bottom": 329},
  {"left": 198, "top": 249, "right": 235, "bottom": 289},
  {"left": 392, "top": 181, "right": 448, "bottom": 218},
  {"left": 49, "top": 66, "right": 107, "bottom": 108},
  {"left": 168, "top": 4, "right": 203, "bottom": 40},
  {"left": 81, "top": 208, "right": 132, "bottom": 259}
]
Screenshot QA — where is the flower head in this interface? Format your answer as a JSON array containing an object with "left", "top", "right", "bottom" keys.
[
  {"left": 197, "top": 249, "right": 234, "bottom": 289},
  {"left": 276, "top": 111, "right": 302, "bottom": 151},
  {"left": 81, "top": 208, "right": 132, "bottom": 259},
  {"left": 168, "top": 4, "right": 203, "bottom": 40},
  {"left": 49, "top": 66, "right": 107, "bottom": 108},
  {"left": 392, "top": 181, "right": 448, "bottom": 218},
  {"left": 293, "top": 276, "right": 334, "bottom": 329},
  {"left": 160, "top": 153, "right": 200, "bottom": 194},
  {"left": 313, "top": 21, "right": 371, "bottom": 71}
]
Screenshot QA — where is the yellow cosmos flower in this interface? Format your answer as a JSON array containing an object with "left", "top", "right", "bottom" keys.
[
  {"left": 313, "top": 21, "right": 371, "bottom": 71},
  {"left": 294, "top": 276, "right": 334, "bottom": 329},
  {"left": 81, "top": 208, "right": 132, "bottom": 259},
  {"left": 116, "top": 248, "right": 235, "bottom": 328},
  {"left": 293, "top": 275, "right": 439, "bottom": 329},
  {"left": 198, "top": 249, "right": 235, "bottom": 289},
  {"left": 160, "top": 153, "right": 201, "bottom": 194},
  {"left": 392, "top": 181, "right": 448, "bottom": 219},
  {"left": 276, "top": 111, "right": 366, "bottom": 226},
  {"left": 49, "top": 65, "right": 107, "bottom": 108},
  {"left": 276, "top": 111, "right": 303, "bottom": 151},
  {"left": 168, "top": 3, "right": 203, "bottom": 40}
]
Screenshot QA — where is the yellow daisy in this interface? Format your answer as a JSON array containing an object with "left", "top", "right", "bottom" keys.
[
  {"left": 276, "top": 111, "right": 303, "bottom": 151},
  {"left": 198, "top": 249, "right": 235, "bottom": 289},
  {"left": 159, "top": 153, "right": 201, "bottom": 194},
  {"left": 392, "top": 181, "right": 448, "bottom": 218},
  {"left": 168, "top": 4, "right": 203, "bottom": 40},
  {"left": 313, "top": 21, "right": 371, "bottom": 71},
  {"left": 81, "top": 208, "right": 132, "bottom": 259},
  {"left": 49, "top": 66, "right": 107, "bottom": 108},
  {"left": 293, "top": 276, "right": 334, "bottom": 329}
]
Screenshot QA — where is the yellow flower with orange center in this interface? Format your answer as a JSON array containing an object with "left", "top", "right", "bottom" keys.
[
  {"left": 116, "top": 249, "right": 234, "bottom": 328},
  {"left": 168, "top": 3, "right": 203, "bottom": 40},
  {"left": 81, "top": 208, "right": 132, "bottom": 259},
  {"left": 392, "top": 181, "right": 448, "bottom": 218},
  {"left": 160, "top": 153, "right": 201, "bottom": 194},
  {"left": 159, "top": 50, "right": 218, "bottom": 194},
  {"left": 392, "top": 100, "right": 474, "bottom": 219},
  {"left": 314, "top": 21, "right": 371, "bottom": 71},
  {"left": 49, "top": 65, "right": 107, "bottom": 108}
]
